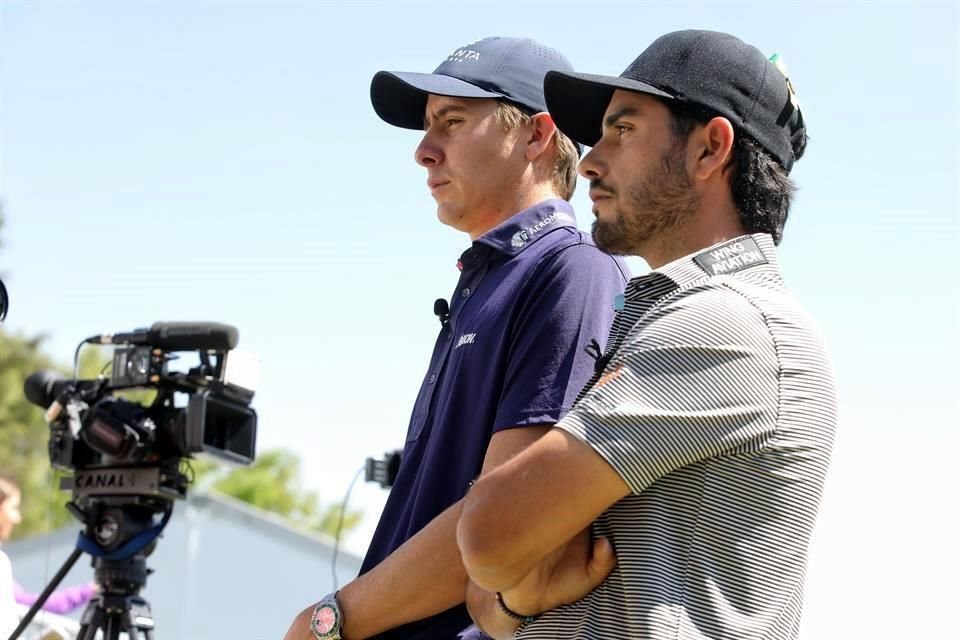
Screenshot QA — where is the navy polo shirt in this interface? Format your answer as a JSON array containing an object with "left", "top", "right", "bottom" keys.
[{"left": 360, "top": 199, "right": 629, "bottom": 639}]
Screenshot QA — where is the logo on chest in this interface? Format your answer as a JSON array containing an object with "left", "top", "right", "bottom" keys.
[
  {"left": 510, "top": 211, "right": 571, "bottom": 248},
  {"left": 455, "top": 333, "right": 477, "bottom": 349}
]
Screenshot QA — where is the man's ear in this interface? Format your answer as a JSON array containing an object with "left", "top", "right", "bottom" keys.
[
  {"left": 687, "top": 116, "right": 735, "bottom": 181},
  {"left": 526, "top": 112, "right": 559, "bottom": 162}
]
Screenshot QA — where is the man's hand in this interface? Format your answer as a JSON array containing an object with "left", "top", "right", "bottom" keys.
[
  {"left": 500, "top": 528, "right": 615, "bottom": 616},
  {"left": 283, "top": 602, "right": 318, "bottom": 640},
  {"left": 467, "top": 528, "right": 616, "bottom": 638}
]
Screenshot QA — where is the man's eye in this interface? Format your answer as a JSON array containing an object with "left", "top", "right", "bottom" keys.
[
  {"left": 447, "top": 118, "right": 462, "bottom": 127},
  {"left": 616, "top": 125, "right": 629, "bottom": 136}
]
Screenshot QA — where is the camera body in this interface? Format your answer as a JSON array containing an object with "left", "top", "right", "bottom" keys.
[{"left": 29, "top": 322, "right": 258, "bottom": 501}]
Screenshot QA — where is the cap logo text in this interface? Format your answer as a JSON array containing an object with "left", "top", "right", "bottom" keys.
[{"left": 447, "top": 48, "right": 481, "bottom": 63}]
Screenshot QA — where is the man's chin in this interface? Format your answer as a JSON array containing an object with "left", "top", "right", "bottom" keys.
[
  {"left": 592, "top": 219, "right": 633, "bottom": 256},
  {"left": 436, "top": 205, "right": 466, "bottom": 231}
]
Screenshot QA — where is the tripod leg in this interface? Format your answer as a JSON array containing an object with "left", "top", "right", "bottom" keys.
[
  {"left": 6, "top": 547, "right": 84, "bottom": 640},
  {"left": 77, "top": 609, "right": 104, "bottom": 640},
  {"left": 126, "top": 598, "right": 156, "bottom": 640},
  {"left": 105, "top": 614, "right": 121, "bottom": 640}
]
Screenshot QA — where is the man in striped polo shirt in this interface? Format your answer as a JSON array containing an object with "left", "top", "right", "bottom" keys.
[{"left": 458, "top": 30, "right": 837, "bottom": 639}]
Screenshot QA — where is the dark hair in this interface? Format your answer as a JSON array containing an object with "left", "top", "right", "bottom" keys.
[{"left": 666, "top": 102, "right": 807, "bottom": 245}]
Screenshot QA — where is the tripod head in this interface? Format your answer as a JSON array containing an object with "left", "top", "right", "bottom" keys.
[
  {"left": 7, "top": 473, "right": 179, "bottom": 640},
  {"left": 77, "top": 497, "right": 171, "bottom": 640}
]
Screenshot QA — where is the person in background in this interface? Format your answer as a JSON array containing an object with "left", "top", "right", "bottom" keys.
[{"left": 1, "top": 472, "right": 96, "bottom": 637}]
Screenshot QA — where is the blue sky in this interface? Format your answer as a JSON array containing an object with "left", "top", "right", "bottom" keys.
[{"left": 1, "top": 2, "right": 957, "bottom": 636}]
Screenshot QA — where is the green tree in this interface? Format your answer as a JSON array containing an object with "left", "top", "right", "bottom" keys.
[
  {"left": 190, "top": 449, "right": 362, "bottom": 538},
  {"left": 0, "top": 260, "right": 111, "bottom": 538},
  {"left": 0, "top": 331, "right": 75, "bottom": 539}
]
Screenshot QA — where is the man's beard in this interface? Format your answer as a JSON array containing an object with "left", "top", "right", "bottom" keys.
[{"left": 591, "top": 140, "right": 699, "bottom": 256}]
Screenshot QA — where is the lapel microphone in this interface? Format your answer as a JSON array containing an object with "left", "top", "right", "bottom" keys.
[{"left": 434, "top": 298, "right": 450, "bottom": 327}]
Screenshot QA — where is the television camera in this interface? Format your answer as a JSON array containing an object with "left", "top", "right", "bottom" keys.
[{"left": 10, "top": 321, "right": 257, "bottom": 640}]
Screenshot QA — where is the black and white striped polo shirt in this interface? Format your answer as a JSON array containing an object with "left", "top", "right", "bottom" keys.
[{"left": 519, "top": 233, "right": 837, "bottom": 640}]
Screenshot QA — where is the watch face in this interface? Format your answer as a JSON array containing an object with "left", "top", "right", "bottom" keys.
[{"left": 310, "top": 604, "right": 339, "bottom": 638}]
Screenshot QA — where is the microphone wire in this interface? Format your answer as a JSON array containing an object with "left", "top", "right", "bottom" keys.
[
  {"left": 331, "top": 465, "right": 365, "bottom": 590},
  {"left": 72, "top": 340, "right": 85, "bottom": 381}
]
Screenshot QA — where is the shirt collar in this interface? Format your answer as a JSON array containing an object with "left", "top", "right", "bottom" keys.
[
  {"left": 472, "top": 199, "right": 577, "bottom": 257},
  {"left": 624, "top": 233, "right": 780, "bottom": 299}
]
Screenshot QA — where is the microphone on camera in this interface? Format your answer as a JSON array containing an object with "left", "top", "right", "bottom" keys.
[
  {"left": 84, "top": 322, "right": 239, "bottom": 351},
  {"left": 434, "top": 299, "right": 450, "bottom": 328},
  {"left": 24, "top": 369, "right": 70, "bottom": 409},
  {"left": 23, "top": 369, "right": 80, "bottom": 422}
]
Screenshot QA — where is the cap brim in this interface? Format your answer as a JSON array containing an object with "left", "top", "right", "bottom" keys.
[
  {"left": 544, "top": 71, "right": 674, "bottom": 147},
  {"left": 370, "top": 71, "right": 506, "bottom": 130}
]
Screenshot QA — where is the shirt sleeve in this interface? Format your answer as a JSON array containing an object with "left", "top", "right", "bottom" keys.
[
  {"left": 556, "top": 285, "right": 780, "bottom": 494},
  {"left": 493, "top": 241, "right": 627, "bottom": 432}
]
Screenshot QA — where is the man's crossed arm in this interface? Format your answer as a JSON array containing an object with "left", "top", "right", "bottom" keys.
[
  {"left": 282, "top": 425, "right": 622, "bottom": 639},
  {"left": 457, "top": 428, "right": 629, "bottom": 638}
]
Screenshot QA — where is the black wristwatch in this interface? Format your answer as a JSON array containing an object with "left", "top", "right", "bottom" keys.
[{"left": 309, "top": 592, "right": 344, "bottom": 640}]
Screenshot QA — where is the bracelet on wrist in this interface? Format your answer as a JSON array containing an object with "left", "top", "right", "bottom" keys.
[{"left": 495, "top": 592, "right": 538, "bottom": 624}]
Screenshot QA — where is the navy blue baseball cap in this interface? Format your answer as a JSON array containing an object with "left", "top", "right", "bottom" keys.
[
  {"left": 371, "top": 37, "right": 575, "bottom": 130},
  {"left": 544, "top": 30, "right": 806, "bottom": 171}
]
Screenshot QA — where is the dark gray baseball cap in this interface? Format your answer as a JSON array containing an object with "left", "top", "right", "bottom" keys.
[{"left": 544, "top": 30, "right": 806, "bottom": 171}]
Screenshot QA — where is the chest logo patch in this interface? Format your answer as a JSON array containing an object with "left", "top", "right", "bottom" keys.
[
  {"left": 510, "top": 211, "right": 572, "bottom": 248},
  {"left": 456, "top": 333, "right": 477, "bottom": 349}
]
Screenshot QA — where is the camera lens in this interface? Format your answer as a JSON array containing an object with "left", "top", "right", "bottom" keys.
[{"left": 127, "top": 350, "right": 150, "bottom": 378}]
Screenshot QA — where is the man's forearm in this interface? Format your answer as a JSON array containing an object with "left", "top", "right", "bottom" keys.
[
  {"left": 336, "top": 425, "right": 553, "bottom": 638},
  {"left": 338, "top": 500, "right": 467, "bottom": 639}
]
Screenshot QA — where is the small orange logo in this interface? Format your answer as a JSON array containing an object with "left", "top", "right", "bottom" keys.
[{"left": 596, "top": 363, "right": 623, "bottom": 388}]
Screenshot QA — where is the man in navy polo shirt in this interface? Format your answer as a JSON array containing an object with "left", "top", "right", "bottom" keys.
[{"left": 283, "top": 37, "right": 627, "bottom": 640}]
